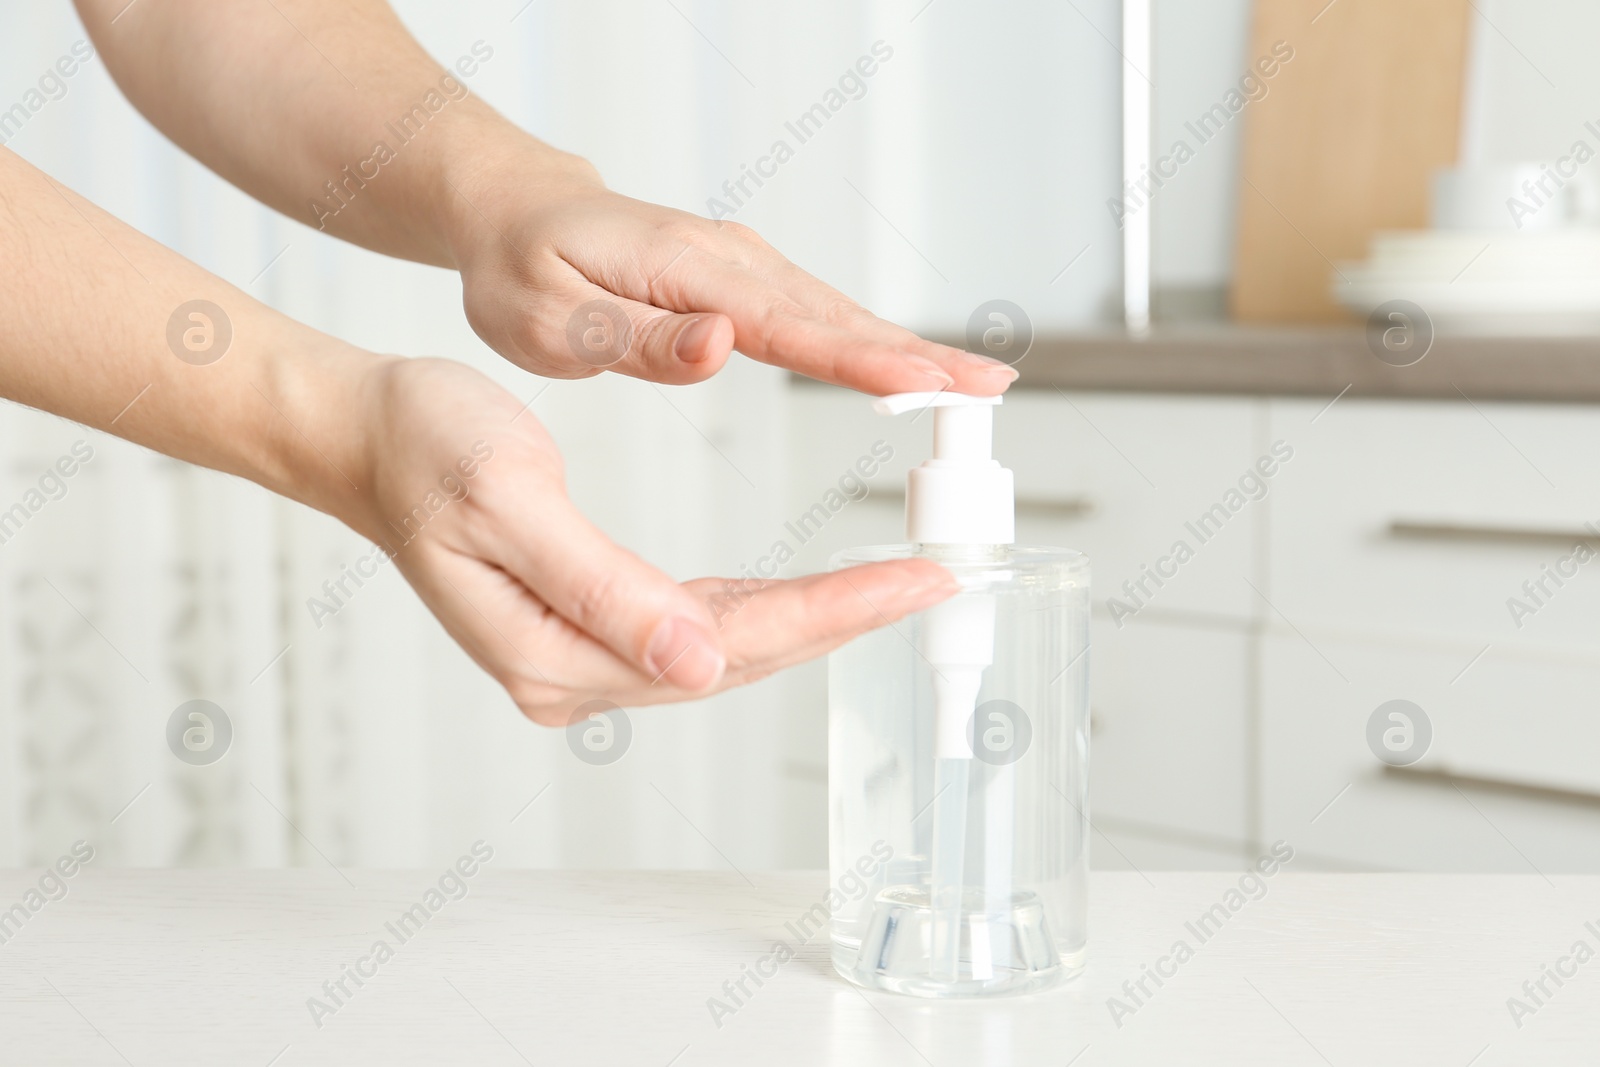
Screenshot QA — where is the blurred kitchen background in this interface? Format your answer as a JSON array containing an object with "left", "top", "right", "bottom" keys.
[{"left": 3, "top": 0, "right": 1598, "bottom": 875}]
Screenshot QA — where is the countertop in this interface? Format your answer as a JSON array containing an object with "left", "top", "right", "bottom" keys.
[
  {"left": 975, "top": 328, "right": 1600, "bottom": 403},
  {"left": 2, "top": 868, "right": 1596, "bottom": 1065}
]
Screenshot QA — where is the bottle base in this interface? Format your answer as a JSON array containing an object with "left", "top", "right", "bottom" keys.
[{"left": 833, "top": 885, "right": 1083, "bottom": 998}]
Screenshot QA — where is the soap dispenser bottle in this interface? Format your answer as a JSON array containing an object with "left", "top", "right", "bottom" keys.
[{"left": 828, "top": 391, "right": 1091, "bottom": 998}]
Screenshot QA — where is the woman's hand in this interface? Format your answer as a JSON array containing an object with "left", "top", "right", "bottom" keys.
[
  {"left": 80, "top": 0, "right": 1007, "bottom": 396},
  {"left": 442, "top": 149, "right": 1018, "bottom": 397},
  {"left": 350, "top": 356, "right": 958, "bottom": 724}
]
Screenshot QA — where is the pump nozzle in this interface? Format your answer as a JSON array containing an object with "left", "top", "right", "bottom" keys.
[{"left": 872, "top": 392, "right": 1014, "bottom": 546}]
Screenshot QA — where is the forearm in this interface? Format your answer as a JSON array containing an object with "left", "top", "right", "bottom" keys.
[
  {"left": 0, "top": 147, "right": 382, "bottom": 533},
  {"left": 73, "top": 0, "right": 590, "bottom": 268}
]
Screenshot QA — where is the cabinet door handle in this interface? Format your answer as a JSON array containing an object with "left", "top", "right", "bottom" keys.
[
  {"left": 1387, "top": 519, "right": 1599, "bottom": 547},
  {"left": 1384, "top": 763, "right": 1600, "bottom": 809},
  {"left": 869, "top": 488, "right": 1094, "bottom": 519}
]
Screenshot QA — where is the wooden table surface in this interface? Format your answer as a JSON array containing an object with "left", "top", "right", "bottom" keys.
[{"left": 0, "top": 868, "right": 1595, "bottom": 1065}]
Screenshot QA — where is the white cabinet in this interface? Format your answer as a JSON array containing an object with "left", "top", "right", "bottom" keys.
[
  {"left": 1000, "top": 393, "right": 1263, "bottom": 623},
  {"left": 1267, "top": 399, "right": 1600, "bottom": 650},
  {"left": 1262, "top": 397, "right": 1600, "bottom": 871},
  {"left": 1260, "top": 633, "right": 1600, "bottom": 872},
  {"left": 1089, "top": 616, "right": 1252, "bottom": 845}
]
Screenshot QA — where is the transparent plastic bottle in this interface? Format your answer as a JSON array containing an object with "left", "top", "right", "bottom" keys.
[{"left": 826, "top": 393, "right": 1091, "bottom": 998}]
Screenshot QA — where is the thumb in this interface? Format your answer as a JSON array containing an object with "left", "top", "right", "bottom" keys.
[
  {"left": 494, "top": 494, "right": 727, "bottom": 691},
  {"left": 565, "top": 290, "right": 734, "bottom": 385}
]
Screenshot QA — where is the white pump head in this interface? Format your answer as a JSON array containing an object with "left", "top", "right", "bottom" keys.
[{"left": 871, "top": 392, "right": 1015, "bottom": 545}]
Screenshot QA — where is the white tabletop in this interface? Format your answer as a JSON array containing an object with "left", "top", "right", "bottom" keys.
[{"left": 0, "top": 868, "right": 1595, "bottom": 1065}]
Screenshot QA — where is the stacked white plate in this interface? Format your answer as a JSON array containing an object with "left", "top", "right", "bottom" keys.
[{"left": 1335, "top": 229, "right": 1600, "bottom": 335}]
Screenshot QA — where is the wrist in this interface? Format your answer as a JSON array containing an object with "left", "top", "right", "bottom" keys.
[
  {"left": 254, "top": 329, "right": 395, "bottom": 540},
  {"left": 429, "top": 120, "right": 605, "bottom": 272}
]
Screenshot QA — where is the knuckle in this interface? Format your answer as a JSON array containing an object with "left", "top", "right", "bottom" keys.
[
  {"left": 817, "top": 292, "right": 866, "bottom": 325},
  {"left": 660, "top": 215, "right": 711, "bottom": 246},
  {"left": 636, "top": 314, "right": 680, "bottom": 360},
  {"left": 716, "top": 219, "right": 761, "bottom": 245},
  {"left": 660, "top": 215, "right": 765, "bottom": 256},
  {"left": 752, "top": 301, "right": 806, "bottom": 352},
  {"left": 568, "top": 567, "right": 627, "bottom": 635}
]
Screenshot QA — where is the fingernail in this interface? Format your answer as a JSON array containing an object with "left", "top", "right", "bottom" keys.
[
  {"left": 646, "top": 616, "right": 726, "bottom": 690},
  {"left": 675, "top": 315, "right": 719, "bottom": 363},
  {"left": 906, "top": 354, "right": 955, "bottom": 388}
]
